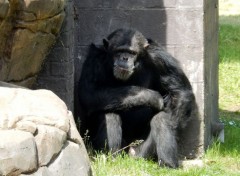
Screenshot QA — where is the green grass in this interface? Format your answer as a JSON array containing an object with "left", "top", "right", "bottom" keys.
[
  {"left": 219, "top": 62, "right": 240, "bottom": 111},
  {"left": 89, "top": 116, "right": 240, "bottom": 176},
  {"left": 205, "top": 117, "right": 240, "bottom": 175},
  {"left": 215, "top": 14, "right": 240, "bottom": 175},
  {"left": 219, "top": 16, "right": 240, "bottom": 111},
  {"left": 90, "top": 117, "right": 240, "bottom": 176},
  {"left": 88, "top": 13, "right": 240, "bottom": 176},
  {"left": 219, "top": 17, "right": 240, "bottom": 63}
]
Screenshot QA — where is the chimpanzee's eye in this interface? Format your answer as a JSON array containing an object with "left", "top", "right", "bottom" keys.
[
  {"left": 115, "top": 53, "right": 121, "bottom": 57},
  {"left": 129, "top": 50, "right": 137, "bottom": 55}
]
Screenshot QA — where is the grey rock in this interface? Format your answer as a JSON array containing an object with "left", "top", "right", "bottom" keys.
[
  {"left": 35, "top": 125, "right": 67, "bottom": 166},
  {"left": 0, "top": 87, "right": 92, "bottom": 175},
  {"left": 0, "top": 130, "right": 37, "bottom": 175},
  {"left": 48, "top": 141, "right": 92, "bottom": 176}
]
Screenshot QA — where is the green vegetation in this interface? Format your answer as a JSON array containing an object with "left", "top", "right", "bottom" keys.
[
  {"left": 90, "top": 118, "right": 240, "bottom": 176},
  {"left": 88, "top": 4, "right": 240, "bottom": 176},
  {"left": 219, "top": 18, "right": 240, "bottom": 63},
  {"left": 219, "top": 16, "right": 240, "bottom": 111}
]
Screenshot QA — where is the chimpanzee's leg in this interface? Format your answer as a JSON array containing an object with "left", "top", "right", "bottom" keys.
[
  {"left": 129, "top": 111, "right": 179, "bottom": 168},
  {"left": 152, "top": 112, "right": 179, "bottom": 168},
  {"left": 129, "top": 132, "right": 155, "bottom": 158},
  {"left": 93, "top": 113, "right": 122, "bottom": 152}
]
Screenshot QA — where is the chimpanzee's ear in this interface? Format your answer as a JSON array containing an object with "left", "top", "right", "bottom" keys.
[
  {"left": 143, "top": 39, "right": 149, "bottom": 49},
  {"left": 103, "top": 39, "right": 109, "bottom": 49},
  {"left": 144, "top": 42, "right": 149, "bottom": 49}
]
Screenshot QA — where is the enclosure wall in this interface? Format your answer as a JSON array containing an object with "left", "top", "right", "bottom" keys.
[{"left": 35, "top": 0, "right": 219, "bottom": 157}]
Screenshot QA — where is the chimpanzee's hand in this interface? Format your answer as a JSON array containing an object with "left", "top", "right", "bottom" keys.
[{"left": 147, "top": 90, "right": 164, "bottom": 111}]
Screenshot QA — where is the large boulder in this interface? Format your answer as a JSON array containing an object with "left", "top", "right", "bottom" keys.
[
  {"left": 0, "top": 0, "right": 66, "bottom": 87},
  {"left": 0, "top": 86, "right": 92, "bottom": 176}
]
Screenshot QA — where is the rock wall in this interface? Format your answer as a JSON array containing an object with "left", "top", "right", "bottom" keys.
[
  {"left": 0, "top": 0, "right": 66, "bottom": 88},
  {"left": 34, "top": 0, "right": 75, "bottom": 111}
]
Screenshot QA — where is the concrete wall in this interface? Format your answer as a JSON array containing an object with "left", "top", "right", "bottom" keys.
[
  {"left": 73, "top": 0, "right": 219, "bottom": 158},
  {"left": 35, "top": 0, "right": 219, "bottom": 158},
  {"left": 204, "top": 0, "right": 221, "bottom": 147}
]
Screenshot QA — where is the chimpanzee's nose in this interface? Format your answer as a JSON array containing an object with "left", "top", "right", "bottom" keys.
[{"left": 123, "top": 57, "right": 128, "bottom": 61}]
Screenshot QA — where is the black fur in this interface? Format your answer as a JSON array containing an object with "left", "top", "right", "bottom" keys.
[{"left": 78, "top": 28, "right": 196, "bottom": 168}]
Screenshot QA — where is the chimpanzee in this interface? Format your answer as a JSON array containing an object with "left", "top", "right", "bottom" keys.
[{"left": 78, "top": 28, "right": 196, "bottom": 168}]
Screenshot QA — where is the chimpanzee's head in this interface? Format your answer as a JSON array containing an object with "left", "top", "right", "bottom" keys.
[{"left": 103, "top": 28, "right": 149, "bottom": 81}]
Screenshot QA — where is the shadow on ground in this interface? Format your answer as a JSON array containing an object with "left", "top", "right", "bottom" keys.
[{"left": 219, "top": 109, "right": 240, "bottom": 121}]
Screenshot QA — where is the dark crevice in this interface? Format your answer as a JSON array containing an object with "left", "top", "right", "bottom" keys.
[
  {"left": 0, "top": 0, "right": 22, "bottom": 61},
  {"left": 18, "top": 9, "right": 65, "bottom": 22},
  {"left": 9, "top": 74, "right": 38, "bottom": 83}
]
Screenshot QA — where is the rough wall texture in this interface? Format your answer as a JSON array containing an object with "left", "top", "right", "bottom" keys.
[
  {"left": 204, "top": 0, "right": 221, "bottom": 147},
  {"left": 34, "top": 0, "right": 74, "bottom": 111},
  {"left": 73, "top": 0, "right": 220, "bottom": 158},
  {"left": 0, "top": 0, "right": 65, "bottom": 88}
]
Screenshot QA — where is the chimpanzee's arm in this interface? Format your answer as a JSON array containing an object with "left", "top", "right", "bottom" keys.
[
  {"left": 146, "top": 41, "right": 195, "bottom": 126},
  {"left": 79, "top": 85, "right": 163, "bottom": 114},
  {"left": 78, "top": 44, "right": 163, "bottom": 114}
]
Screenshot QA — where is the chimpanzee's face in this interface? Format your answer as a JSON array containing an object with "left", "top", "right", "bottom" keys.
[
  {"left": 113, "top": 49, "right": 138, "bottom": 81},
  {"left": 103, "top": 28, "right": 149, "bottom": 81}
]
